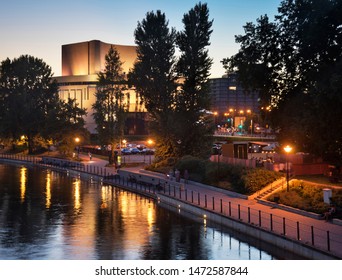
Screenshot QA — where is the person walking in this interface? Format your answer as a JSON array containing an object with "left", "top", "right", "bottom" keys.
[{"left": 184, "top": 169, "right": 189, "bottom": 184}]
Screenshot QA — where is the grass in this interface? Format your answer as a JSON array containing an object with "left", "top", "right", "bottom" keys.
[{"left": 267, "top": 179, "right": 342, "bottom": 218}]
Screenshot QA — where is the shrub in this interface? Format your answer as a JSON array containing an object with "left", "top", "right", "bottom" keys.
[
  {"left": 242, "top": 168, "right": 283, "bottom": 194},
  {"left": 175, "top": 155, "right": 206, "bottom": 181},
  {"left": 148, "top": 155, "right": 283, "bottom": 195},
  {"left": 269, "top": 181, "right": 342, "bottom": 217}
]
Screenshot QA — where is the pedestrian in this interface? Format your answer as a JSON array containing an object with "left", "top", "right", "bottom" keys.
[
  {"left": 169, "top": 169, "right": 174, "bottom": 181},
  {"left": 184, "top": 169, "right": 189, "bottom": 184},
  {"left": 324, "top": 205, "right": 336, "bottom": 221},
  {"left": 88, "top": 152, "right": 92, "bottom": 160},
  {"left": 175, "top": 169, "right": 180, "bottom": 182}
]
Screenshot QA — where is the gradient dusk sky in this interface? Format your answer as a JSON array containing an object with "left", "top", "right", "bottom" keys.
[{"left": 0, "top": 0, "right": 281, "bottom": 78}]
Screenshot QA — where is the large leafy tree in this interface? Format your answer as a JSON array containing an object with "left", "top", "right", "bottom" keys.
[
  {"left": 0, "top": 55, "right": 59, "bottom": 153},
  {"left": 45, "top": 97, "right": 88, "bottom": 156},
  {"left": 92, "top": 46, "right": 128, "bottom": 163},
  {"left": 175, "top": 2, "right": 214, "bottom": 158},
  {"left": 129, "top": 10, "right": 178, "bottom": 160},
  {"left": 130, "top": 3, "right": 215, "bottom": 162},
  {"left": 222, "top": 0, "right": 342, "bottom": 164},
  {"left": 0, "top": 55, "right": 88, "bottom": 154}
]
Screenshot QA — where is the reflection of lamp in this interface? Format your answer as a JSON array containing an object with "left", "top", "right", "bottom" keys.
[{"left": 284, "top": 145, "right": 292, "bottom": 192}]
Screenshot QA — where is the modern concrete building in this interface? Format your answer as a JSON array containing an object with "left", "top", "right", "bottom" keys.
[
  {"left": 55, "top": 40, "right": 148, "bottom": 135},
  {"left": 55, "top": 41, "right": 259, "bottom": 136},
  {"left": 209, "top": 73, "right": 259, "bottom": 128}
]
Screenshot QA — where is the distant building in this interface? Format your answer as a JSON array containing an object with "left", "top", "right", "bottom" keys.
[
  {"left": 54, "top": 40, "right": 148, "bottom": 135},
  {"left": 209, "top": 73, "right": 259, "bottom": 128}
]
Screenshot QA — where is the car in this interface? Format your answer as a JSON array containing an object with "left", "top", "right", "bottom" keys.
[
  {"left": 129, "top": 147, "right": 141, "bottom": 154},
  {"left": 121, "top": 148, "right": 131, "bottom": 155},
  {"left": 141, "top": 148, "right": 155, "bottom": 155}
]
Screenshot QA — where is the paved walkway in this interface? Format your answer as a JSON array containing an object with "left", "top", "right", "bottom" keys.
[{"left": 77, "top": 154, "right": 342, "bottom": 259}]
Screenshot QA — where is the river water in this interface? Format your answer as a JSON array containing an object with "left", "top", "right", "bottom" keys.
[{"left": 0, "top": 163, "right": 291, "bottom": 260}]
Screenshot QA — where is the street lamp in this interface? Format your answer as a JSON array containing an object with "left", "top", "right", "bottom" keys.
[
  {"left": 75, "top": 137, "right": 80, "bottom": 158},
  {"left": 147, "top": 139, "right": 154, "bottom": 164},
  {"left": 213, "top": 112, "right": 218, "bottom": 131},
  {"left": 284, "top": 145, "right": 292, "bottom": 192}
]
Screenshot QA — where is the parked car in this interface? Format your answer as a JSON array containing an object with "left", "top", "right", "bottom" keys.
[
  {"left": 141, "top": 148, "right": 155, "bottom": 155},
  {"left": 121, "top": 148, "right": 131, "bottom": 155},
  {"left": 129, "top": 147, "right": 141, "bottom": 154}
]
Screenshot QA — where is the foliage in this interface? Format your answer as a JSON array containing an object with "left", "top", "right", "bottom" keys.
[
  {"left": 45, "top": 97, "right": 88, "bottom": 157},
  {"left": 0, "top": 55, "right": 59, "bottom": 153},
  {"left": 175, "top": 2, "right": 215, "bottom": 159},
  {"left": 269, "top": 179, "right": 342, "bottom": 217},
  {"left": 241, "top": 168, "right": 283, "bottom": 193},
  {"left": 172, "top": 155, "right": 282, "bottom": 194},
  {"left": 129, "top": 9, "right": 178, "bottom": 161},
  {"left": 222, "top": 0, "right": 342, "bottom": 165},
  {"left": 92, "top": 46, "right": 128, "bottom": 163},
  {"left": 130, "top": 3, "right": 214, "bottom": 162},
  {"left": 0, "top": 55, "right": 87, "bottom": 154}
]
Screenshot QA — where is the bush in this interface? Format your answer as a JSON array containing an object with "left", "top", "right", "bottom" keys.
[
  {"left": 269, "top": 180, "right": 342, "bottom": 217},
  {"left": 175, "top": 156, "right": 282, "bottom": 195},
  {"left": 174, "top": 155, "right": 206, "bottom": 182},
  {"left": 147, "top": 155, "right": 283, "bottom": 195},
  {"left": 242, "top": 168, "right": 283, "bottom": 194}
]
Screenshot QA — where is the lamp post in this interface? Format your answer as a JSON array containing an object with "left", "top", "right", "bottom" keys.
[
  {"left": 284, "top": 145, "right": 292, "bottom": 192},
  {"left": 75, "top": 137, "right": 80, "bottom": 159},
  {"left": 147, "top": 139, "right": 154, "bottom": 164}
]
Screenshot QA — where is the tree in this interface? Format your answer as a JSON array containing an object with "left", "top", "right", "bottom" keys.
[
  {"left": 129, "top": 10, "right": 178, "bottom": 160},
  {"left": 0, "top": 55, "right": 59, "bottom": 153},
  {"left": 45, "top": 98, "right": 88, "bottom": 156},
  {"left": 222, "top": 0, "right": 342, "bottom": 164},
  {"left": 0, "top": 55, "right": 88, "bottom": 155},
  {"left": 175, "top": 2, "right": 214, "bottom": 158},
  {"left": 92, "top": 46, "right": 128, "bottom": 164}
]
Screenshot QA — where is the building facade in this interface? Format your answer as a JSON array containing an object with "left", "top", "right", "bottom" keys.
[
  {"left": 55, "top": 40, "right": 148, "bottom": 135},
  {"left": 55, "top": 41, "right": 259, "bottom": 136},
  {"left": 209, "top": 73, "right": 259, "bottom": 129}
]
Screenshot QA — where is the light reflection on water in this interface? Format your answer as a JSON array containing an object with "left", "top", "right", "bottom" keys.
[{"left": 0, "top": 163, "right": 284, "bottom": 260}]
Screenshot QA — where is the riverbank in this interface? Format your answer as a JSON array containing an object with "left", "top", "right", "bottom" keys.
[{"left": 1, "top": 153, "right": 341, "bottom": 260}]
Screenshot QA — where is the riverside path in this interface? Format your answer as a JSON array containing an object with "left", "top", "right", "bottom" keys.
[{"left": 1, "top": 152, "right": 341, "bottom": 259}]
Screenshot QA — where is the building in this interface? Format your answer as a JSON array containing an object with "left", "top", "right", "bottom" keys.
[
  {"left": 209, "top": 73, "right": 259, "bottom": 129},
  {"left": 55, "top": 40, "right": 148, "bottom": 135},
  {"left": 55, "top": 41, "right": 259, "bottom": 136}
]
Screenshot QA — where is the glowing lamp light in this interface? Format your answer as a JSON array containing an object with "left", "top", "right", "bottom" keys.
[
  {"left": 283, "top": 145, "right": 292, "bottom": 192},
  {"left": 284, "top": 145, "right": 292, "bottom": 154}
]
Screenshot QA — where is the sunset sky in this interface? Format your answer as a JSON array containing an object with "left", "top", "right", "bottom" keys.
[{"left": 0, "top": 0, "right": 281, "bottom": 78}]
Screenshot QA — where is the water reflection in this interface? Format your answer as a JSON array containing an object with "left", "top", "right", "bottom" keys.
[
  {"left": 73, "top": 178, "right": 81, "bottom": 212},
  {"left": 46, "top": 171, "right": 51, "bottom": 209},
  {"left": 20, "top": 167, "right": 27, "bottom": 203},
  {"left": 0, "top": 164, "right": 290, "bottom": 260}
]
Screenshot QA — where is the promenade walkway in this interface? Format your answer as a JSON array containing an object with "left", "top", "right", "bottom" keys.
[
  {"left": 1, "top": 153, "right": 341, "bottom": 259},
  {"left": 75, "top": 154, "right": 342, "bottom": 259}
]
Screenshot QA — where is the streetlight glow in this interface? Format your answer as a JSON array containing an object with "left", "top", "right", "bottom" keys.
[
  {"left": 284, "top": 145, "right": 292, "bottom": 154},
  {"left": 284, "top": 145, "right": 292, "bottom": 192}
]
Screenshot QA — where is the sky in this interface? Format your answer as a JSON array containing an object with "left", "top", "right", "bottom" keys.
[{"left": 0, "top": 0, "right": 282, "bottom": 78}]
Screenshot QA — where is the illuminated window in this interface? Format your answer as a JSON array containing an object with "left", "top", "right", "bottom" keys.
[{"left": 229, "top": 86, "right": 236, "bottom": 91}]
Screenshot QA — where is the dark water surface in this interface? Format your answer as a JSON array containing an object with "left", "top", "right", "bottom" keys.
[{"left": 0, "top": 164, "right": 287, "bottom": 260}]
